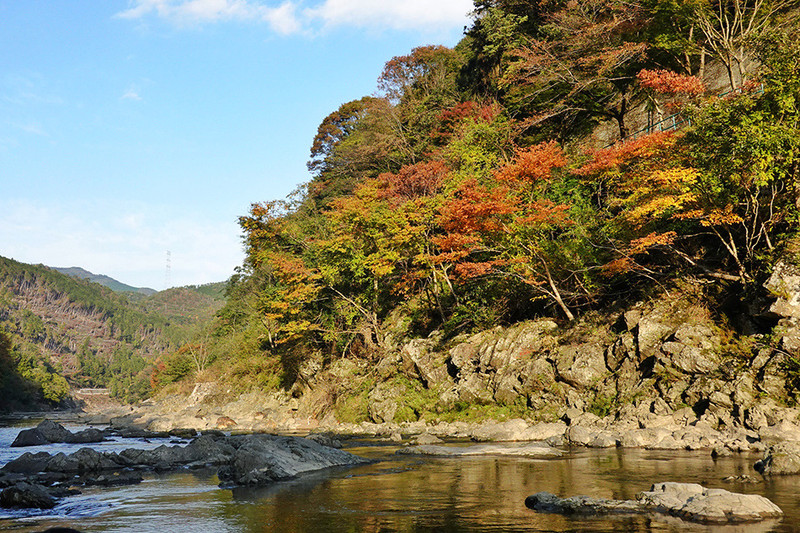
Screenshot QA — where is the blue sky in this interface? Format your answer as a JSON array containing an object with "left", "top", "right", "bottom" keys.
[{"left": 0, "top": 0, "right": 473, "bottom": 289}]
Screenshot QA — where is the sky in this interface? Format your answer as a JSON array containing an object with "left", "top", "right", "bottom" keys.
[{"left": 0, "top": 0, "right": 474, "bottom": 290}]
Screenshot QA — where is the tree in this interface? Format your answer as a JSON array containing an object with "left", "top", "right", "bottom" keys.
[
  {"left": 501, "top": 0, "right": 652, "bottom": 140},
  {"left": 306, "top": 97, "right": 402, "bottom": 207},
  {"left": 695, "top": 0, "right": 800, "bottom": 90}
]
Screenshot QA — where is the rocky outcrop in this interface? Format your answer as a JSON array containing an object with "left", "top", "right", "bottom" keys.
[
  {"left": 525, "top": 482, "right": 783, "bottom": 524},
  {"left": 0, "top": 482, "right": 57, "bottom": 509}
]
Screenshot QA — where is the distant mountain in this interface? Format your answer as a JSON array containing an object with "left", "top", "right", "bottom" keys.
[
  {"left": 52, "top": 266, "right": 157, "bottom": 295},
  {"left": 0, "top": 256, "right": 226, "bottom": 408}
]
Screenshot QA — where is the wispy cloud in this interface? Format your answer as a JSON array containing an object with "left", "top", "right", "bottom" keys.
[
  {"left": 7, "top": 120, "right": 47, "bottom": 136},
  {"left": 114, "top": 0, "right": 471, "bottom": 33},
  {"left": 116, "top": 0, "right": 302, "bottom": 33},
  {"left": 121, "top": 86, "right": 143, "bottom": 101}
]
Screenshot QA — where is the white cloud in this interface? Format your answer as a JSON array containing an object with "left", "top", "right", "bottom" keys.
[
  {"left": 305, "top": 0, "right": 473, "bottom": 30},
  {"left": 261, "top": 2, "right": 301, "bottom": 34},
  {"left": 115, "top": 0, "right": 471, "bottom": 33},
  {"left": 8, "top": 120, "right": 47, "bottom": 136},
  {"left": 116, "top": 0, "right": 302, "bottom": 31},
  {"left": 121, "top": 86, "right": 143, "bottom": 101}
]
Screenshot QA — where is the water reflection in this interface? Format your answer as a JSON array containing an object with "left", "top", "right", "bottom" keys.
[{"left": 0, "top": 439, "right": 795, "bottom": 533}]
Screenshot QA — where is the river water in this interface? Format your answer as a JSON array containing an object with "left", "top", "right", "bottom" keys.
[{"left": 0, "top": 419, "right": 797, "bottom": 533}]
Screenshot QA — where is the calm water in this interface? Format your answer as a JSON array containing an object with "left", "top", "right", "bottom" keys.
[{"left": 0, "top": 420, "right": 796, "bottom": 533}]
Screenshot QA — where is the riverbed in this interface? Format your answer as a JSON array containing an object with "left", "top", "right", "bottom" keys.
[{"left": 0, "top": 420, "right": 796, "bottom": 532}]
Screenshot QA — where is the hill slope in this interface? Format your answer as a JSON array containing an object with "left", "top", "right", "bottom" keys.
[
  {"left": 52, "top": 266, "right": 157, "bottom": 295},
  {"left": 0, "top": 256, "right": 225, "bottom": 409}
]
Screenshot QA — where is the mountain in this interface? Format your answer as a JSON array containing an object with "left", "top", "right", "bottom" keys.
[
  {"left": 52, "top": 266, "right": 157, "bottom": 295},
  {"left": 0, "top": 256, "right": 225, "bottom": 409}
]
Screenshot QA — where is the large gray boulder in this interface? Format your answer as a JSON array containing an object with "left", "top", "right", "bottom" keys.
[
  {"left": 44, "top": 448, "right": 121, "bottom": 474},
  {"left": 1, "top": 452, "right": 52, "bottom": 474},
  {"left": 526, "top": 482, "right": 782, "bottom": 524},
  {"left": 217, "top": 434, "right": 368, "bottom": 486},
  {"left": 10, "top": 420, "right": 105, "bottom": 447}
]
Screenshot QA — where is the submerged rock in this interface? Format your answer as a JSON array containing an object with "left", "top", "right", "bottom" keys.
[
  {"left": 397, "top": 442, "right": 561, "bottom": 457},
  {"left": 525, "top": 482, "right": 782, "bottom": 524}
]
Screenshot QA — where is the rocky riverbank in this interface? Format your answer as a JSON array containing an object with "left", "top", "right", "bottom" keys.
[{"left": 72, "top": 279, "right": 800, "bottom": 460}]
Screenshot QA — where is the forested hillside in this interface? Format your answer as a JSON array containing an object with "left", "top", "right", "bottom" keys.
[
  {"left": 201, "top": 0, "right": 800, "bottom": 410},
  {"left": 0, "top": 256, "right": 224, "bottom": 409}
]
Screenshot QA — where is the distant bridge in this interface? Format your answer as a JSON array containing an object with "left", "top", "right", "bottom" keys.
[{"left": 75, "top": 388, "right": 109, "bottom": 395}]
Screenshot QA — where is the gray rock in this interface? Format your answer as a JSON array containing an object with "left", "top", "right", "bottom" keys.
[
  {"left": 217, "top": 434, "right": 368, "bottom": 486},
  {"left": 1, "top": 452, "right": 52, "bottom": 474},
  {"left": 0, "top": 482, "right": 56, "bottom": 509},
  {"left": 11, "top": 420, "right": 104, "bottom": 447},
  {"left": 9, "top": 428, "right": 49, "bottom": 447},
  {"left": 640, "top": 482, "right": 782, "bottom": 523},
  {"left": 526, "top": 482, "right": 782, "bottom": 524},
  {"left": 66, "top": 428, "right": 105, "bottom": 444},
  {"left": 44, "top": 448, "right": 121, "bottom": 474},
  {"left": 414, "top": 433, "right": 443, "bottom": 445},
  {"left": 35, "top": 420, "right": 73, "bottom": 442},
  {"left": 754, "top": 442, "right": 800, "bottom": 475}
]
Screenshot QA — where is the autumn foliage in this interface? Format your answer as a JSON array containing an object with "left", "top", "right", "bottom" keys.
[{"left": 217, "top": 0, "right": 800, "bottom": 388}]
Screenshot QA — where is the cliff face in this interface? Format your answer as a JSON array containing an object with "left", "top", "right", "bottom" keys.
[
  {"left": 294, "top": 283, "right": 789, "bottom": 431},
  {"left": 132, "top": 276, "right": 798, "bottom": 436}
]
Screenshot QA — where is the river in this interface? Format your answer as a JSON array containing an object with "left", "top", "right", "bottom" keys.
[{"left": 0, "top": 419, "right": 796, "bottom": 532}]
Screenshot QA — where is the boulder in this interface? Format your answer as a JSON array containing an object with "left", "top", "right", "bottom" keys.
[
  {"left": 640, "top": 482, "right": 783, "bottom": 523},
  {"left": 36, "top": 420, "right": 73, "bottom": 442},
  {"left": 217, "top": 434, "right": 369, "bottom": 486},
  {"left": 66, "top": 428, "right": 105, "bottom": 444},
  {"left": 9, "top": 429, "right": 50, "bottom": 448},
  {"left": 44, "top": 448, "right": 121, "bottom": 474},
  {"left": 526, "top": 482, "right": 782, "bottom": 524},
  {"left": 754, "top": 442, "right": 800, "bottom": 475},
  {"left": 10, "top": 420, "right": 105, "bottom": 447},
  {"left": 413, "top": 433, "right": 443, "bottom": 445},
  {"left": 1, "top": 452, "right": 52, "bottom": 474},
  {"left": 0, "top": 482, "right": 56, "bottom": 509}
]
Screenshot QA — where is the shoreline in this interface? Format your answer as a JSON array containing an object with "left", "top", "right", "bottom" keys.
[{"left": 68, "top": 397, "right": 800, "bottom": 457}]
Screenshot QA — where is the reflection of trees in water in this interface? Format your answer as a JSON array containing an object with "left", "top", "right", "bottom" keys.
[{"left": 218, "top": 449, "right": 781, "bottom": 532}]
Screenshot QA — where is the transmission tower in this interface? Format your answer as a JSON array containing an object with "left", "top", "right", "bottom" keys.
[{"left": 165, "top": 250, "right": 172, "bottom": 289}]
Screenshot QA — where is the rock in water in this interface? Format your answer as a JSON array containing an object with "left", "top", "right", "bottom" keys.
[
  {"left": 217, "top": 434, "right": 369, "bottom": 486},
  {"left": 11, "top": 420, "right": 104, "bottom": 447},
  {"left": 754, "top": 442, "right": 800, "bottom": 475},
  {"left": 525, "top": 482, "right": 782, "bottom": 524},
  {"left": 0, "top": 483, "right": 56, "bottom": 509},
  {"left": 397, "top": 442, "right": 561, "bottom": 457}
]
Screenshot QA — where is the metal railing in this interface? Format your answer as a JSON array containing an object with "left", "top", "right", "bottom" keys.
[{"left": 604, "top": 83, "right": 765, "bottom": 148}]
